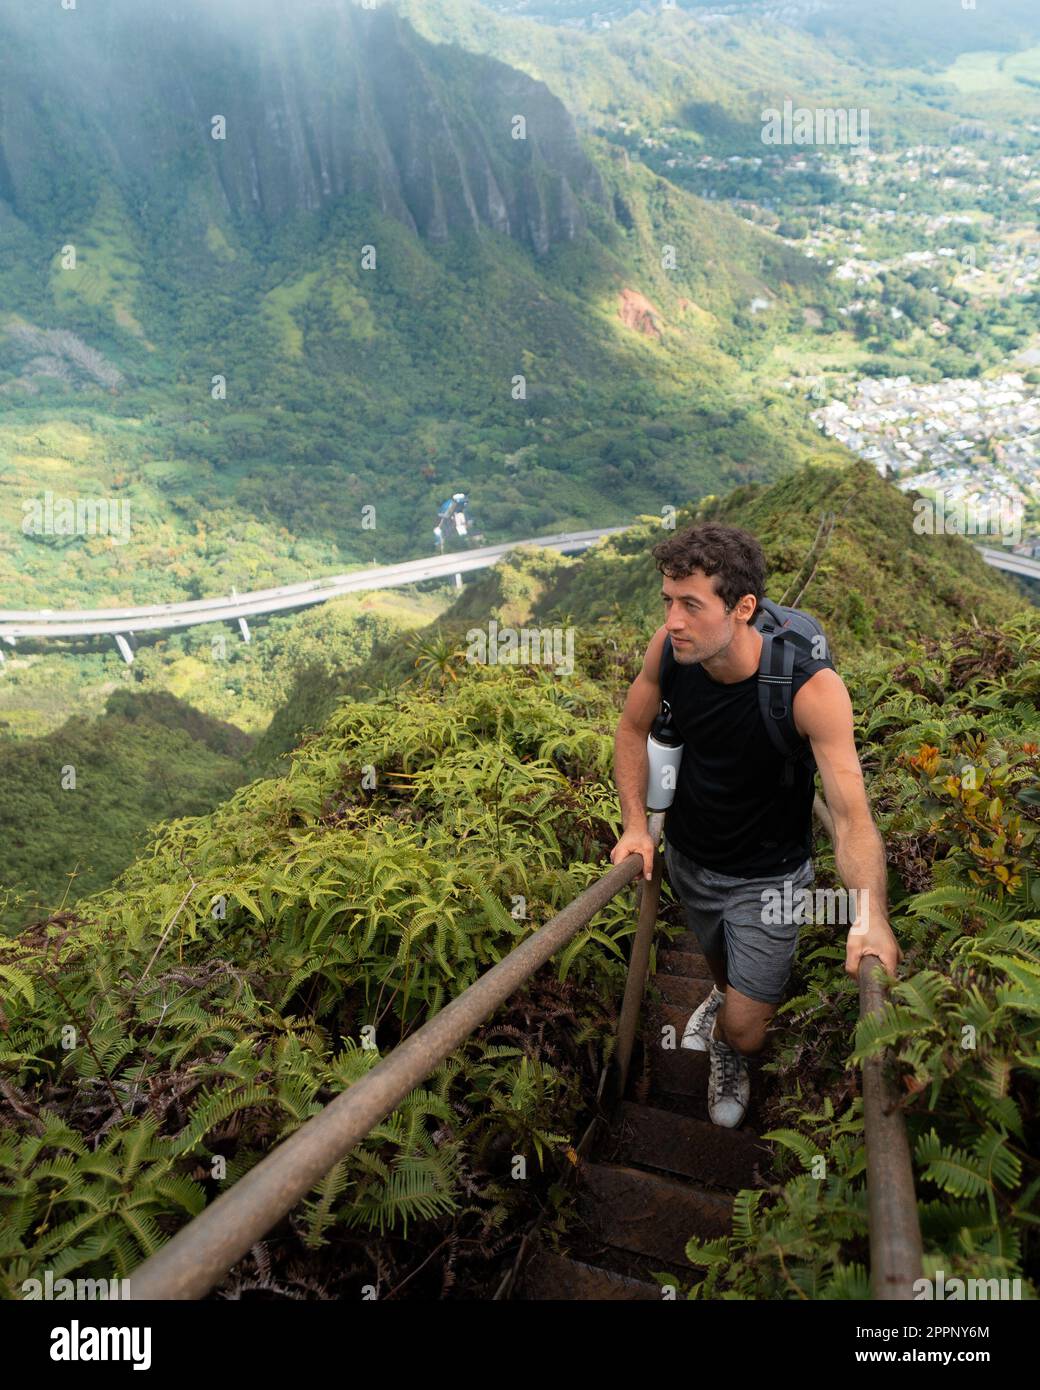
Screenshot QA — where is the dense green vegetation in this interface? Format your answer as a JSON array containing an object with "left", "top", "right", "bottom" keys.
[
  {"left": 0, "top": 652, "right": 643, "bottom": 1298},
  {"left": 0, "top": 592, "right": 449, "bottom": 932},
  {"left": 0, "top": 590, "right": 445, "bottom": 742},
  {"left": 1, "top": 463, "right": 1036, "bottom": 1298},
  {"left": 0, "top": 692, "right": 253, "bottom": 933},
  {"left": 531, "top": 460, "right": 1032, "bottom": 660},
  {"left": 0, "top": 181, "right": 841, "bottom": 610}
]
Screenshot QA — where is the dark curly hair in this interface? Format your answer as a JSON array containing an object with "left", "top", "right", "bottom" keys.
[{"left": 652, "top": 522, "right": 766, "bottom": 614}]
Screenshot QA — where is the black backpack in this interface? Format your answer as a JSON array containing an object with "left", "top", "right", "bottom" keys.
[{"left": 659, "top": 599, "right": 830, "bottom": 787}]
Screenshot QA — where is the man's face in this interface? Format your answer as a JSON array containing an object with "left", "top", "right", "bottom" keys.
[{"left": 661, "top": 570, "right": 754, "bottom": 663}]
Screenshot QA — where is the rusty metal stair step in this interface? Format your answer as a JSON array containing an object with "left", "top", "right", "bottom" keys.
[
  {"left": 649, "top": 1038, "right": 766, "bottom": 1094},
  {"left": 609, "top": 1101, "right": 772, "bottom": 1191},
  {"left": 518, "top": 1244, "right": 661, "bottom": 1301},
  {"left": 661, "top": 929, "right": 705, "bottom": 955},
  {"left": 577, "top": 1161, "right": 733, "bottom": 1264},
  {"left": 649, "top": 972, "right": 714, "bottom": 1009},
  {"left": 656, "top": 947, "right": 713, "bottom": 979},
  {"left": 659, "top": 928, "right": 705, "bottom": 949}
]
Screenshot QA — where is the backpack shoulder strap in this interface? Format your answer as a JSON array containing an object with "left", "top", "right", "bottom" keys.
[
  {"left": 659, "top": 631, "right": 677, "bottom": 699},
  {"left": 756, "top": 611, "right": 810, "bottom": 786}
]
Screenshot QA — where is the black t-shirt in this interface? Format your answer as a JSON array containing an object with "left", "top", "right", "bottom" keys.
[{"left": 662, "top": 639, "right": 834, "bottom": 876}]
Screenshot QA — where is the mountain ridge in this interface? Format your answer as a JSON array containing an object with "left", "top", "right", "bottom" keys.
[{"left": 0, "top": 0, "right": 609, "bottom": 258}]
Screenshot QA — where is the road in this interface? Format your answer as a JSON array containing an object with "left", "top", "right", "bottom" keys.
[
  {"left": 0, "top": 529, "right": 627, "bottom": 643},
  {"left": 1, "top": 530, "right": 1035, "bottom": 650},
  {"left": 975, "top": 546, "right": 1040, "bottom": 582}
]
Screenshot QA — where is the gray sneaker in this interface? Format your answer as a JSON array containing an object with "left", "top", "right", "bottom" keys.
[
  {"left": 707, "top": 1019, "right": 750, "bottom": 1128},
  {"left": 681, "top": 985, "right": 724, "bottom": 1052}
]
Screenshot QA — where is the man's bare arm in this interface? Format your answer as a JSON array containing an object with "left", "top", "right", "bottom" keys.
[
  {"left": 609, "top": 626, "right": 670, "bottom": 879},
  {"left": 794, "top": 668, "right": 902, "bottom": 977}
]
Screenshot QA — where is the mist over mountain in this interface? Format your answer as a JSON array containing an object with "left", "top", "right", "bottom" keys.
[{"left": 0, "top": 0, "right": 608, "bottom": 257}]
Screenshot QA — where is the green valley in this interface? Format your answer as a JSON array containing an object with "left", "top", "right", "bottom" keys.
[{"left": 1, "top": 0, "right": 1039, "bottom": 1317}]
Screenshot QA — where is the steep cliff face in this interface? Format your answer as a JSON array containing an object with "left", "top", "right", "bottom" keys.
[{"left": 0, "top": 0, "right": 608, "bottom": 257}]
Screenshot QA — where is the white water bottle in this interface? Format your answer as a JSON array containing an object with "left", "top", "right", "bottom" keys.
[{"left": 646, "top": 700, "right": 683, "bottom": 811}]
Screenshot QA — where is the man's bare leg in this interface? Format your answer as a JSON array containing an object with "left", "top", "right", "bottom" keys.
[{"left": 714, "top": 985, "right": 779, "bottom": 1056}]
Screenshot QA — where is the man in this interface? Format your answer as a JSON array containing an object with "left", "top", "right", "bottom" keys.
[{"left": 610, "top": 522, "right": 901, "bottom": 1127}]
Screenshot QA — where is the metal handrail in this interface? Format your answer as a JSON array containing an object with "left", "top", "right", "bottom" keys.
[
  {"left": 813, "top": 794, "right": 923, "bottom": 1295},
  {"left": 860, "top": 953, "right": 924, "bottom": 1298},
  {"left": 126, "top": 835, "right": 654, "bottom": 1300},
  {"left": 619, "top": 794, "right": 923, "bottom": 1299},
  {"left": 126, "top": 798, "right": 922, "bottom": 1301},
  {"left": 611, "top": 813, "right": 665, "bottom": 1097},
  {"left": 812, "top": 795, "right": 923, "bottom": 1296}
]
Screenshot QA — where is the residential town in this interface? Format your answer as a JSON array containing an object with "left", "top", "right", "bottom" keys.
[
  {"left": 622, "top": 132, "right": 1040, "bottom": 306},
  {"left": 810, "top": 373, "right": 1040, "bottom": 553},
  {"left": 612, "top": 121, "right": 1040, "bottom": 556}
]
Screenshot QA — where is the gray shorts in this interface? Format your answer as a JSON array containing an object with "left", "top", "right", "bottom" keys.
[{"left": 662, "top": 837, "right": 814, "bottom": 1005}]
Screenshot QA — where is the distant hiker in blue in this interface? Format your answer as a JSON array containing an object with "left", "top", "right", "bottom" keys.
[{"left": 610, "top": 523, "right": 901, "bottom": 1128}]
